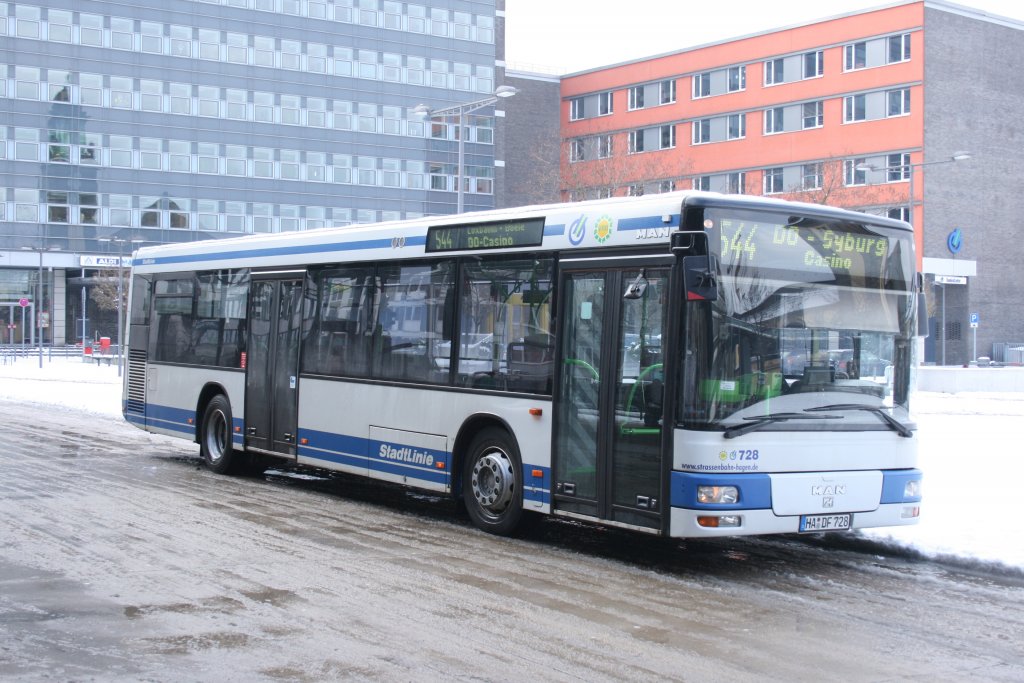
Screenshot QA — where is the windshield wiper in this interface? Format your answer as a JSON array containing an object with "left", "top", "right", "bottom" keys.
[
  {"left": 723, "top": 412, "right": 842, "bottom": 439},
  {"left": 804, "top": 404, "right": 913, "bottom": 438}
]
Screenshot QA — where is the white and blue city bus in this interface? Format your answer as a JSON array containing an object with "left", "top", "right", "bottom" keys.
[{"left": 123, "top": 191, "right": 923, "bottom": 537}]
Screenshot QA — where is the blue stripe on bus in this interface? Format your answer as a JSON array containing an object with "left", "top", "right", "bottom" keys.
[
  {"left": 140, "top": 235, "right": 429, "bottom": 267},
  {"left": 880, "top": 469, "right": 923, "bottom": 503},
  {"left": 544, "top": 224, "right": 565, "bottom": 236},
  {"left": 617, "top": 214, "right": 681, "bottom": 230},
  {"left": 670, "top": 471, "right": 773, "bottom": 510},
  {"left": 522, "top": 464, "right": 550, "bottom": 504},
  {"left": 145, "top": 403, "right": 196, "bottom": 436},
  {"left": 134, "top": 403, "right": 549, "bottom": 496}
]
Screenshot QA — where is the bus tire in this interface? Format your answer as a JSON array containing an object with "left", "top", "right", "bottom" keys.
[
  {"left": 200, "top": 395, "right": 238, "bottom": 475},
  {"left": 463, "top": 428, "right": 524, "bottom": 536}
]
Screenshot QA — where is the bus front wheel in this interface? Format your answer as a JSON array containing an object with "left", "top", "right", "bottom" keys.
[
  {"left": 200, "top": 395, "right": 238, "bottom": 475},
  {"left": 463, "top": 428, "right": 524, "bottom": 536}
]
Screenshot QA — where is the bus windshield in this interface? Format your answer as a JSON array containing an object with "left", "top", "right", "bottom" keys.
[{"left": 680, "top": 206, "right": 916, "bottom": 432}]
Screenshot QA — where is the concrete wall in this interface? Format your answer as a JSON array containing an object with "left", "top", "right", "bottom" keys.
[
  {"left": 917, "top": 366, "right": 1024, "bottom": 392},
  {"left": 923, "top": 7, "right": 1024, "bottom": 363}
]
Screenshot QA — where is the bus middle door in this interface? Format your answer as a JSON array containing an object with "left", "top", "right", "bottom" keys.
[
  {"left": 245, "top": 276, "right": 304, "bottom": 457},
  {"left": 553, "top": 262, "right": 671, "bottom": 532}
]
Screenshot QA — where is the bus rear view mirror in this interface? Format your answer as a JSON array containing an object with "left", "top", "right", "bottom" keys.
[
  {"left": 682, "top": 256, "right": 718, "bottom": 302},
  {"left": 916, "top": 273, "right": 929, "bottom": 338},
  {"left": 672, "top": 231, "right": 718, "bottom": 302}
]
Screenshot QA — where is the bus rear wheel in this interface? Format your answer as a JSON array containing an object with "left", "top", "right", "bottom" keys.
[
  {"left": 200, "top": 395, "right": 238, "bottom": 474},
  {"left": 463, "top": 428, "right": 524, "bottom": 536}
]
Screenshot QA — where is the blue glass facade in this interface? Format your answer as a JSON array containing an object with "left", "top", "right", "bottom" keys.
[{"left": 0, "top": 0, "right": 506, "bottom": 343}]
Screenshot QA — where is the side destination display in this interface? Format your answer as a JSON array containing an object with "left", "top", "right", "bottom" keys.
[{"left": 426, "top": 218, "right": 545, "bottom": 253}]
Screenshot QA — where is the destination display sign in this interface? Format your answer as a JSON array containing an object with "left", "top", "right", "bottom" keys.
[
  {"left": 705, "top": 208, "right": 911, "bottom": 285},
  {"left": 426, "top": 218, "right": 545, "bottom": 253}
]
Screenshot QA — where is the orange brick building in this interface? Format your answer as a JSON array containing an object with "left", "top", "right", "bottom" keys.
[{"left": 557, "top": 0, "right": 1024, "bottom": 365}]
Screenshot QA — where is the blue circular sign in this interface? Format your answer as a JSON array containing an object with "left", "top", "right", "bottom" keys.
[{"left": 947, "top": 228, "right": 963, "bottom": 254}]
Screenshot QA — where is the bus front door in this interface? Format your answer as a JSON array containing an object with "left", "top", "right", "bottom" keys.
[
  {"left": 553, "top": 266, "right": 670, "bottom": 532},
  {"left": 245, "top": 278, "right": 304, "bottom": 457}
]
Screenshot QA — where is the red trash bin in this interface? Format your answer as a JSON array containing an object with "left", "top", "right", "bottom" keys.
[{"left": 99, "top": 337, "right": 111, "bottom": 353}]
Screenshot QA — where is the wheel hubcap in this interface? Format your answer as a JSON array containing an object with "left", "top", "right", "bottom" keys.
[
  {"left": 206, "top": 410, "right": 228, "bottom": 462},
  {"left": 471, "top": 449, "right": 515, "bottom": 513}
]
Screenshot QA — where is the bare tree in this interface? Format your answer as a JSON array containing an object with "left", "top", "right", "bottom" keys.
[
  {"left": 782, "top": 156, "right": 905, "bottom": 210},
  {"left": 556, "top": 133, "right": 693, "bottom": 201},
  {"left": 90, "top": 270, "right": 127, "bottom": 315}
]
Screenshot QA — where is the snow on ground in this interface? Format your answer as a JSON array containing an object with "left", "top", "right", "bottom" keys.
[{"left": 1, "top": 355, "right": 1021, "bottom": 571}]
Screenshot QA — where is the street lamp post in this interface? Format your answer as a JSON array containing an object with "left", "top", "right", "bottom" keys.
[
  {"left": 856, "top": 152, "right": 970, "bottom": 366},
  {"left": 413, "top": 86, "right": 518, "bottom": 214},
  {"left": 21, "top": 245, "right": 59, "bottom": 368},
  {"left": 99, "top": 237, "right": 141, "bottom": 377}
]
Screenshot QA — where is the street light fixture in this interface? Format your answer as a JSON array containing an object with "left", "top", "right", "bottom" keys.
[
  {"left": 855, "top": 151, "right": 970, "bottom": 227},
  {"left": 20, "top": 245, "right": 60, "bottom": 368},
  {"left": 413, "top": 85, "right": 518, "bottom": 214},
  {"left": 98, "top": 237, "right": 143, "bottom": 377},
  {"left": 855, "top": 151, "right": 970, "bottom": 366}
]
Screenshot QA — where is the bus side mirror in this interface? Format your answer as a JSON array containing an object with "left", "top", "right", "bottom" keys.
[
  {"left": 672, "top": 231, "right": 718, "bottom": 302},
  {"left": 916, "top": 273, "right": 929, "bottom": 338}
]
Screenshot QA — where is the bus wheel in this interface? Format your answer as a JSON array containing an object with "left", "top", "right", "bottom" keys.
[
  {"left": 463, "top": 428, "right": 524, "bottom": 536},
  {"left": 200, "top": 395, "right": 237, "bottom": 475}
]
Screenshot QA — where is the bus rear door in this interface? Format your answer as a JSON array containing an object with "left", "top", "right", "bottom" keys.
[
  {"left": 245, "top": 275, "right": 304, "bottom": 457},
  {"left": 553, "top": 260, "right": 672, "bottom": 532}
]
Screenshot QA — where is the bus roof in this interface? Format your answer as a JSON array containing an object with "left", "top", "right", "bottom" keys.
[{"left": 130, "top": 191, "right": 912, "bottom": 274}]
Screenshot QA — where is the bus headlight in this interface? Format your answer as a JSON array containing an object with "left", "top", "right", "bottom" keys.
[
  {"left": 904, "top": 480, "right": 922, "bottom": 499},
  {"left": 697, "top": 486, "right": 739, "bottom": 504}
]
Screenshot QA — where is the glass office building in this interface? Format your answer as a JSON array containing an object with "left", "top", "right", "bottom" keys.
[{"left": 0, "top": 0, "right": 506, "bottom": 345}]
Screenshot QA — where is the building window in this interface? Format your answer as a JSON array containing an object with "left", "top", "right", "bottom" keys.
[
  {"left": 802, "top": 101, "right": 824, "bottom": 129},
  {"left": 844, "top": 94, "right": 866, "bottom": 122},
  {"left": 844, "top": 158, "right": 867, "bottom": 186},
  {"left": 570, "top": 97, "right": 584, "bottom": 121},
  {"left": 802, "top": 163, "right": 822, "bottom": 190},
  {"left": 693, "top": 72, "right": 710, "bottom": 99},
  {"left": 692, "top": 119, "right": 710, "bottom": 145},
  {"left": 693, "top": 176, "right": 710, "bottom": 192},
  {"left": 763, "top": 167, "right": 784, "bottom": 194},
  {"left": 628, "top": 130, "right": 644, "bottom": 154},
  {"left": 727, "top": 172, "right": 746, "bottom": 194},
  {"left": 109, "top": 136, "right": 132, "bottom": 168},
  {"left": 728, "top": 66, "right": 746, "bottom": 92},
  {"left": 628, "top": 86, "right": 644, "bottom": 110},
  {"left": 887, "top": 153, "right": 911, "bottom": 182},
  {"left": 803, "top": 50, "right": 824, "bottom": 78},
  {"left": 253, "top": 147, "right": 274, "bottom": 178},
  {"left": 48, "top": 10, "right": 72, "bottom": 43},
  {"left": 659, "top": 180, "right": 676, "bottom": 193},
  {"left": 46, "top": 191, "right": 69, "bottom": 223},
  {"left": 598, "top": 134, "right": 613, "bottom": 159},
  {"left": 764, "top": 107, "right": 784, "bottom": 134},
  {"left": 660, "top": 79, "right": 676, "bottom": 105},
  {"left": 570, "top": 138, "right": 585, "bottom": 163},
  {"left": 887, "top": 207, "right": 910, "bottom": 222},
  {"left": 845, "top": 42, "right": 867, "bottom": 71},
  {"left": 660, "top": 124, "right": 676, "bottom": 149},
  {"left": 727, "top": 114, "right": 745, "bottom": 140},
  {"left": 764, "top": 58, "right": 783, "bottom": 85},
  {"left": 79, "top": 13, "right": 103, "bottom": 46},
  {"left": 140, "top": 138, "right": 162, "bottom": 171},
  {"left": 627, "top": 184, "right": 644, "bottom": 197},
  {"left": 598, "top": 91, "right": 613, "bottom": 115},
  {"left": 888, "top": 33, "right": 911, "bottom": 63},
  {"left": 888, "top": 88, "right": 911, "bottom": 117}
]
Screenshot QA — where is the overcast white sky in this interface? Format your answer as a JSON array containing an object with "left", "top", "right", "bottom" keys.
[{"left": 504, "top": 0, "right": 1024, "bottom": 74}]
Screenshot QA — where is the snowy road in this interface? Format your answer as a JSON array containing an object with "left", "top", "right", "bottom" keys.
[{"left": 1, "top": 397, "right": 1022, "bottom": 681}]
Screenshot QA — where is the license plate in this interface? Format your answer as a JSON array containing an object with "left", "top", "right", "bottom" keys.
[{"left": 799, "top": 513, "right": 852, "bottom": 532}]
